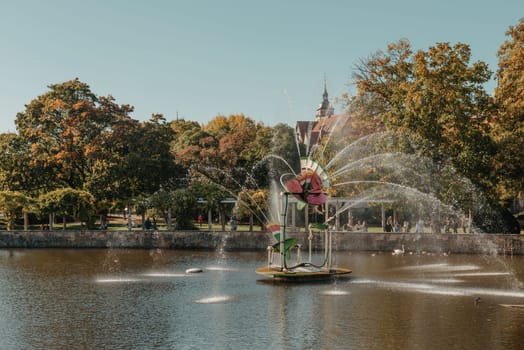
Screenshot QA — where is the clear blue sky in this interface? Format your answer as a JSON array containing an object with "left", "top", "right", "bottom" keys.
[{"left": 0, "top": 0, "right": 522, "bottom": 133}]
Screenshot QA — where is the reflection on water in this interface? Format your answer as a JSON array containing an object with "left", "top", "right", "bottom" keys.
[
  {"left": 1, "top": 249, "right": 524, "bottom": 349},
  {"left": 194, "top": 295, "right": 235, "bottom": 304},
  {"left": 96, "top": 277, "right": 144, "bottom": 283},
  {"left": 141, "top": 273, "right": 188, "bottom": 278},
  {"left": 319, "top": 289, "right": 350, "bottom": 296}
]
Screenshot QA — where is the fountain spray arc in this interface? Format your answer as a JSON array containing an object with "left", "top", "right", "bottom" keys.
[{"left": 256, "top": 157, "right": 352, "bottom": 281}]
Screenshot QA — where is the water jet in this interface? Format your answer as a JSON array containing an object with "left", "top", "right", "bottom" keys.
[{"left": 256, "top": 158, "right": 352, "bottom": 281}]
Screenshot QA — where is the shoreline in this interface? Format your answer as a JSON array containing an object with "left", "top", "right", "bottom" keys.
[{"left": 0, "top": 230, "right": 523, "bottom": 255}]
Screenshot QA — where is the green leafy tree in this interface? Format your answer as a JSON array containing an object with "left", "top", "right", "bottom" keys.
[
  {"left": 39, "top": 188, "right": 95, "bottom": 229},
  {"left": 118, "top": 114, "right": 180, "bottom": 198},
  {"left": 189, "top": 182, "right": 229, "bottom": 229},
  {"left": 236, "top": 189, "right": 269, "bottom": 230},
  {"left": 0, "top": 133, "right": 25, "bottom": 191},
  {"left": 240, "top": 123, "right": 273, "bottom": 188},
  {"left": 170, "top": 187, "right": 199, "bottom": 229},
  {"left": 0, "top": 132, "right": 57, "bottom": 194},
  {"left": 148, "top": 188, "right": 177, "bottom": 230},
  {"left": 80, "top": 102, "right": 139, "bottom": 209},
  {"left": 0, "top": 191, "right": 33, "bottom": 230},
  {"left": 269, "top": 123, "right": 302, "bottom": 183}
]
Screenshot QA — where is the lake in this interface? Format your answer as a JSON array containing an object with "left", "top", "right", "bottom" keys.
[{"left": 1, "top": 249, "right": 524, "bottom": 349}]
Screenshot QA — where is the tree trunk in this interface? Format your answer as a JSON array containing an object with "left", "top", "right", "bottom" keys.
[
  {"left": 7, "top": 214, "right": 13, "bottom": 231},
  {"left": 24, "top": 212, "right": 29, "bottom": 231},
  {"left": 100, "top": 214, "right": 107, "bottom": 229},
  {"left": 220, "top": 209, "right": 226, "bottom": 231},
  {"left": 127, "top": 204, "right": 132, "bottom": 230},
  {"left": 49, "top": 213, "right": 54, "bottom": 230},
  {"left": 167, "top": 207, "right": 172, "bottom": 231}
]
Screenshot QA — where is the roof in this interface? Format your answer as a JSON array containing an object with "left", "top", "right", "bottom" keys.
[{"left": 296, "top": 113, "right": 350, "bottom": 146}]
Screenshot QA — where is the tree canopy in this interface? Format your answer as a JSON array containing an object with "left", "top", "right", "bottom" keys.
[
  {"left": 493, "top": 18, "right": 524, "bottom": 201},
  {"left": 353, "top": 40, "right": 494, "bottom": 182},
  {"left": 0, "top": 18, "right": 523, "bottom": 232},
  {"left": 347, "top": 23, "right": 523, "bottom": 232}
]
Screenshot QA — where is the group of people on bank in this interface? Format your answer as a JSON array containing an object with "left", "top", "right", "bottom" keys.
[
  {"left": 344, "top": 220, "right": 368, "bottom": 232},
  {"left": 382, "top": 216, "right": 468, "bottom": 234},
  {"left": 342, "top": 215, "right": 469, "bottom": 234}
]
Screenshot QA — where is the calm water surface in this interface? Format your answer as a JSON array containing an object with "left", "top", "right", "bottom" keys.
[{"left": 1, "top": 248, "right": 524, "bottom": 350}]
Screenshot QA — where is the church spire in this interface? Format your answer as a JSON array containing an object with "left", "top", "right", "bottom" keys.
[
  {"left": 322, "top": 75, "right": 328, "bottom": 100},
  {"left": 316, "top": 76, "right": 334, "bottom": 120}
]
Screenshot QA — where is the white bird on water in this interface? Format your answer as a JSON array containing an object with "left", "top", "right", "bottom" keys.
[{"left": 393, "top": 245, "right": 405, "bottom": 255}]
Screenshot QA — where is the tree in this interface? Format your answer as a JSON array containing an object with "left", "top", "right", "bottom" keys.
[
  {"left": 0, "top": 133, "right": 26, "bottom": 191},
  {"left": 493, "top": 18, "right": 524, "bottom": 201},
  {"left": 148, "top": 188, "right": 176, "bottom": 230},
  {"left": 172, "top": 115, "right": 273, "bottom": 192},
  {"left": 0, "top": 191, "right": 33, "bottom": 230},
  {"left": 269, "top": 124, "right": 302, "bottom": 183},
  {"left": 343, "top": 92, "right": 387, "bottom": 140},
  {"left": 13, "top": 79, "right": 182, "bottom": 218},
  {"left": 236, "top": 189, "right": 269, "bottom": 230},
  {"left": 238, "top": 122, "right": 273, "bottom": 188},
  {"left": 189, "top": 182, "right": 230, "bottom": 229},
  {"left": 39, "top": 188, "right": 95, "bottom": 229},
  {"left": 170, "top": 119, "right": 215, "bottom": 169},
  {"left": 351, "top": 39, "right": 519, "bottom": 232},
  {"left": 170, "top": 187, "right": 199, "bottom": 230},
  {"left": 206, "top": 114, "right": 256, "bottom": 168},
  {"left": 353, "top": 40, "right": 496, "bottom": 186},
  {"left": 14, "top": 79, "right": 136, "bottom": 195},
  {"left": 118, "top": 114, "right": 180, "bottom": 197}
]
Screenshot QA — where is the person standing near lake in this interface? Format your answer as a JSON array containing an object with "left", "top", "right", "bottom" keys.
[
  {"left": 229, "top": 218, "right": 237, "bottom": 231},
  {"left": 385, "top": 216, "right": 393, "bottom": 232},
  {"left": 415, "top": 219, "right": 424, "bottom": 233},
  {"left": 403, "top": 220, "right": 410, "bottom": 233}
]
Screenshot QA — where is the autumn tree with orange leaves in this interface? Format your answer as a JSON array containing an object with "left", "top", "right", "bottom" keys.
[
  {"left": 15, "top": 79, "right": 135, "bottom": 192},
  {"left": 353, "top": 39, "right": 495, "bottom": 186},
  {"left": 493, "top": 18, "right": 524, "bottom": 202},
  {"left": 13, "top": 79, "right": 180, "bottom": 216},
  {"left": 171, "top": 114, "right": 273, "bottom": 191},
  {"left": 350, "top": 38, "right": 521, "bottom": 233}
]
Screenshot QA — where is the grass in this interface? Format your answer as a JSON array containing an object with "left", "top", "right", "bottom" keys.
[{"left": 2, "top": 217, "right": 522, "bottom": 234}]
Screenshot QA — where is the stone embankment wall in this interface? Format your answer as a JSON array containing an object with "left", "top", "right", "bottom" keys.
[{"left": 0, "top": 230, "right": 523, "bottom": 255}]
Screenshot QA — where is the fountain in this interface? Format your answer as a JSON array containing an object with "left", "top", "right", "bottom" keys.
[
  {"left": 250, "top": 122, "right": 521, "bottom": 280},
  {"left": 255, "top": 157, "right": 352, "bottom": 281}
]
